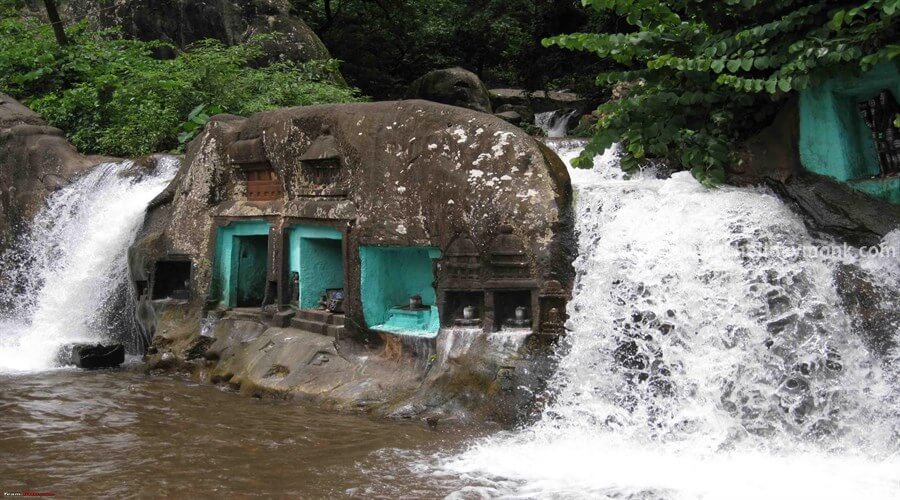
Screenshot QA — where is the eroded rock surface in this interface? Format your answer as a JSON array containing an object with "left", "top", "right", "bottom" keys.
[
  {"left": 0, "top": 93, "right": 111, "bottom": 256},
  {"left": 133, "top": 99, "right": 574, "bottom": 424}
]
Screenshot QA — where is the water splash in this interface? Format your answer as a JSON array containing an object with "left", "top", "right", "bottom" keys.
[
  {"left": 535, "top": 109, "right": 580, "bottom": 138},
  {"left": 440, "top": 142, "right": 900, "bottom": 499},
  {"left": 0, "top": 159, "right": 177, "bottom": 373}
]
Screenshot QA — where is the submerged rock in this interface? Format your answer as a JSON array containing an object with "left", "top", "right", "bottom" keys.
[{"left": 57, "top": 343, "right": 125, "bottom": 369}]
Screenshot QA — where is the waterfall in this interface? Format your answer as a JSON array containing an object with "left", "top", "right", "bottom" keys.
[
  {"left": 535, "top": 109, "right": 579, "bottom": 138},
  {"left": 441, "top": 143, "right": 900, "bottom": 499},
  {"left": 0, "top": 159, "right": 177, "bottom": 373}
]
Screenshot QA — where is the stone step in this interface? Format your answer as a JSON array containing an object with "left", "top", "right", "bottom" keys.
[
  {"left": 326, "top": 324, "right": 345, "bottom": 340},
  {"left": 226, "top": 308, "right": 263, "bottom": 322},
  {"left": 290, "top": 318, "right": 327, "bottom": 335},
  {"left": 296, "top": 309, "right": 344, "bottom": 325}
]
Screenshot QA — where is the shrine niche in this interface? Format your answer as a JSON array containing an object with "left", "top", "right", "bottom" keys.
[
  {"left": 488, "top": 225, "right": 531, "bottom": 281},
  {"left": 798, "top": 62, "right": 900, "bottom": 204},
  {"left": 296, "top": 126, "right": 348, "bottom": 197},
  {"left": 227, "top": 136, "right": 283, "bottom": 201},
  {"left": 539, "top": 279, "right": 568, "bottom": 335},
  {"left": 443, "top": 234, "right": 482, "bottom": 283},
  {"left": 151, "top": 257, "right": 192, "bottom": 300},
  {"left": 245, "top": 169, "right": 282, "bottom": 201}
]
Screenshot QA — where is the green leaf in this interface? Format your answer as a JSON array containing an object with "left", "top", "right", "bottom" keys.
[
  {"left": 829, "top": 10, "right": 846, "bottom": 31},
  {"left": 726, "top": 59, "right": 741, "bottom": 72},
  {"left": 187, "top": 104, "right": 207, "bottom": 121},
  {"left": 778, "top": 78, "right": 792, "bottom": 92}
]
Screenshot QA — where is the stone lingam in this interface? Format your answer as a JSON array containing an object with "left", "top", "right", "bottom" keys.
[
  {"left": 454, "top": 304, "right": 482, "bottom": 327},
  {"left": 504, "top": 305, "right": 532, "bottom": 328},
  {"left": 403, "top": 294, "right": 429, "bottom": 311}
]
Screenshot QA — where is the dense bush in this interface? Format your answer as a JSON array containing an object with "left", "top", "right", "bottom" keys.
[
  {"left": 0, "top": 4, "right": 360, "bottom": 157},
  {"left": 547, "top": 0, "right": 899, "bottom": 186}
]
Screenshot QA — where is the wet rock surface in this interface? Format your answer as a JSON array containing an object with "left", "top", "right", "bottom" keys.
[
  {"left": 768, "top": 172, "right": 900, "bottom": 247},
  {"left": 145, "top": 314, "right": 558, "bottom": 425},
  {"left": 57, "top": 343, "right": 126, "bottom": 369}
]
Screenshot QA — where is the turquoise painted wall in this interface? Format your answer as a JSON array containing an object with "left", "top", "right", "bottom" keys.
[
  {"left": 799, "top": 62, "right": 900, "bottom": 203},
  {"left": 850, "top": 177, "right": 900, "bottom": 205},
  {"left": 213, "top": 221, "right": 271, "bottom": 308},
  {"left": 359, "top": 246, "right": 441, "bottom": 331},
  {"left": 234, "top": 236, "right": 268, "bottom": 307},
  {"left": 288, "top": 225, "right": 344, "bottom": 309}
]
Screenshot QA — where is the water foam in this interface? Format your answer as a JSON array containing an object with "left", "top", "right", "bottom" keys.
[
  {"left": 0, "top": 159, "right": 177, "bottom": 372},
  {"left": 440, "top": 143, "right": 900, "bottom": 499}
]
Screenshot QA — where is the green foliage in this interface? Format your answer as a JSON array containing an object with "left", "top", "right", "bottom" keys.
[
  {"left": 177, "top": 103, "right": 223, "bottom": 148},
  {"left": 0, "top": 10, "right": 360, "bottom": 156},
  {"left": 546, "top": 0, "right": 899, "bottom": 186}
]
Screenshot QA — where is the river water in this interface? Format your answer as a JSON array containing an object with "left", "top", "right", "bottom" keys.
[
  {"left": 0, "top": 367, "right": 486, "bottom": 497},
  {"left": 2, "top": 142, "right": 899, "bottom": 498}
]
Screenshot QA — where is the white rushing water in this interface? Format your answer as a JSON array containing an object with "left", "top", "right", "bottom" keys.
[
  {"left": 535, "top": 110, "right": 579, "bottom": 138},
  {"left": 440, "top": 141, "right": 900, "bottom": 499},
  {"left": 0, "top": 159, "right": 177, "bottom": 373}
]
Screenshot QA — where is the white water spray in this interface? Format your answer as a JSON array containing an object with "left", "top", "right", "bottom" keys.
[
  {"left": 535, "top": 109, "right": 579, "bottom": 138},
  {"left": 440, "top": 142, "right": 900, "bottom": 499},
  {"left": 0, "top": 159, "right": 177, "bottom": 373}
]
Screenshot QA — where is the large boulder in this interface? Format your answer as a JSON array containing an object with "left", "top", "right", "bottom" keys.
[
  {"left": 0, "top": 93, "right": 110, "bottom": 256},
  {"left": 58, "top": 0, "right": 332, "bottom": 65},
  {"left": 406, "top": 67, "right": 493, "bottom": 114},
  {"left": 132, "top": 99, "right": 575, "bottom": 425}
]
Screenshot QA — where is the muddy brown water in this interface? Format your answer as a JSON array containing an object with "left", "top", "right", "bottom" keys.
[{"left": 0, "top": 366, "right": 491, "bottom": 498}]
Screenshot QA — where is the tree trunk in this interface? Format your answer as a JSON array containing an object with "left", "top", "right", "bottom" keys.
[{"left": 42, "top": 0, "right": 68, "bottom": 46}]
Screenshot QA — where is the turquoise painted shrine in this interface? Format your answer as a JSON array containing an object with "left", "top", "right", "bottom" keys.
[
  {"left": 287, "top": 225, "right": 344, "bottom": 309},
  {"left": 799, "top": 63, "right": 900, "bottom": 204},
  {"left": 360, "top": 246, "right": 442, "bottom": 337},
  {"left": 213, "top": 221, "right": 272, "bottom": 308}
]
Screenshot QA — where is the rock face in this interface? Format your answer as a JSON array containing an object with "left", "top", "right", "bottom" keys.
[
  {"left": 132, "top": 99, "right": 575, "bottom": 424},
  {"left": 406, "top": 68, "right": 493, "bottom": 114},
  {"left": 489, "top": 88, "right": 589, "bottom": 115},
  {"left": 489, "top": 88, "right": 591, "bottom": 134},
  {"left": 734, "top": 99, "right": 900, "bottom": 246},
  {"left": 60, "top": 0, "right": 332, "bottom": 64},
  {"left": 767, "top": 172, "right": 900, "bottom": 247},
  {"left": 0, "top": 93, "right": 110, "bottom": 256}
]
